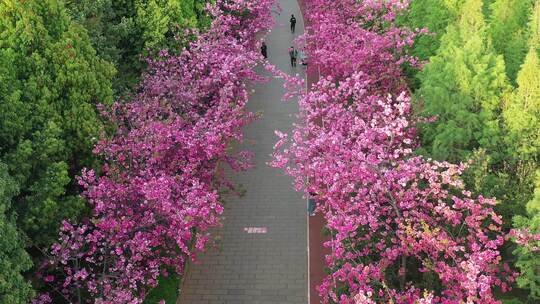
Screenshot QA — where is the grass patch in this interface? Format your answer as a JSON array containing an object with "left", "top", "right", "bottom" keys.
[
  {"left": 493, "top": 285, "right": 533, "bottom": 304},
  {"left": 144, "top": 274, "right": 181, "bottom": 304}
]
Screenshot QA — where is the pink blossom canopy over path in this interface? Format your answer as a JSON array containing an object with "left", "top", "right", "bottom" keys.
[{"left": 179, "top": 0, "right": 309, "bottom": 302}]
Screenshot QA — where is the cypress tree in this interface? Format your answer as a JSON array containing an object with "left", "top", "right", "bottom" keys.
[
  {"left": 529, "top": 0, "right": 540, "bottom": 54},
  {"left": 488, "top": 0, "right": 534, "bottom": 84},
  {"left": 136, "top": 0, "right": 205, "bottom": 51},
  {"left": 398, "top": 0, "right": 464, "bottom": 61},
  {"left": 511, "top": 6, "right": 540, "bottom": 298},
  {"left": 416, "top": 0, "right": 510, "bottom": 163},
  {"left": 469, "top": 0, "right": 540, "bottom": 229},
  {"left": 397, "top": 0, "right": 465, "bottom": 88},
  {"left": 503, "top": 48, "right": 540, "bottom": 160}
]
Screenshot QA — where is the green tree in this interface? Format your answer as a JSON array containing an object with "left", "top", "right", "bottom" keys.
[
  {"left": 490, "top": 0, "right": 540, "bottom": 224},
  {"left": 399, "top": 0, "right": 464, "bottom": 61},
  {"left": 503, "top": 49, "right": 540, "bottom": 161},
  {"left": 135, "top": 0, "right": 204, "bottom": 51},
  {"left": 416, "top": 0, "right": 510, "bottom": 163},
  {"left": 0, "top": 0, "right": 115, "bottom": 245},
  {"left": 488, "top": 0, "right": 534, "bottom": 84},
  {"left": 513, "top": 171, "right": 540, "bottom": 300},
  {"left": 65, "top": 0, "right": 209, "bottom": 94},
  {"left": 528, "top": 0, "right": 540, "bottom": 56},
  {"left": 462, "top": 148, "right": 535, "bottom": 228},
  {"left": 65, "top": 0, "right": 142, "bottom": 93},
  {"left": 65, "top": 0, "right": 132, "bottom": 65},
  {"left": 0, "top": 163, "right": 34, "bottom": 304},
  {"left": 413, "top": 0, "right": 535, "bottom": 225},
  {"left": 397, "top": 0, "right": 464, "bottom": 89}
]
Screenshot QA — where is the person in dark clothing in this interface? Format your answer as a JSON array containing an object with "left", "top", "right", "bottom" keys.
[
  {"left": 261, "top": 42, "right": 268, "bottom": 59},
  {"left": 288, "top": 46, "right": 298, "bottom": 67},
  {"left": 290, "top": 14, "right": 297, "bottom": 33}
]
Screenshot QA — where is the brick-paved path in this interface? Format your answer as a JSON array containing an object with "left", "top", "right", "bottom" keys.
[{"left": 177, "top": 1, "right": 308, "bottom": 303}]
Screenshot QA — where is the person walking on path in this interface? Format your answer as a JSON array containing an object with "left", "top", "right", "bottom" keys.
[
  {"left": 290, "top": 14, "right": 297, "bottom": 33},
  {"left": 308, "top": 192, "right": 318, "bottom": 216},
  {"left": 261, "top": 41, "right": 268, "bottom": 59},
  {"left": 288, "top": 46, "right": 298, "bottom": 67},
  {"left": 299, "top": 48, "right": 307, "bottom": 66}
]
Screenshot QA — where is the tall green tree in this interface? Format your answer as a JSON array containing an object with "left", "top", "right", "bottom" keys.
[
  {"left": 135, "top": 0, "right": 205, "bottom": 50},
  {"left": 65, "top": 0, "right": 142, "bottom": 93},
  {"left": 399, "top": 0, "right": 464, "bottom": 61},
  {"left": 510, "top": 5, "right": 540, "bottom": 299},
  {"left": 416, "top": 0, "right": 510, "bottom": 163},
  {"left": 503, "top": 49, "right": 540, "bottom": 160},
  {"left": 0, "top": 163, "right": 34, "bottom": 304},
  {"left": 0, "top": 0, "right": 115, "bottom": 245},
  {"left": 488, "top": 0, "right": 534, "bottom": 84},
  {"left": 513, "top": 171, "right": 540, "bottom": 300},
  {"left": 413, "top": 0, "right": 534, "bottom": 224},
  {"left": 397, "top": 0, "right": 464, "bottom": 88},
  {"left": 65, "top": 0, "right": 209, "bottom": 93},
  {"left": 491, "top": 0, "right": 540, "bottom": 224},
  {"left": 528, "top": 0, "right": 540, "bottom": 56}
]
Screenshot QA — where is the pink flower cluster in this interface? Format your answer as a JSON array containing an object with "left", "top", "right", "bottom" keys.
[
  {"left": 34, "top": 1, "right": 275, "bottom": 303},
  {"left": 272, "top": 1, "right": 516, "bottom": 303},
  {"left": 508, "top": 228, "right": 540, "bottom": 253}
]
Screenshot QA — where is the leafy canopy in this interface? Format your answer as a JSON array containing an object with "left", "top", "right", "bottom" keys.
[
  {"left": 488, "top": 0, "right": 534, "bottom": 83},
  {"left": 0, "top": 163, "right": 34, "bottom": 304},
  {"left": 416, "top": 0, "right": 510, "bottom": 163},
  {"left": 0, "top": 0, "right": 115, "bottom": 245}
]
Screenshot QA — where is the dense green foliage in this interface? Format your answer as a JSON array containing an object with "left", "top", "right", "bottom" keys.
[
  {"left": 508, "top": 2, "right": 540, "bottom": 300},
  {"left": 0, "top": 0, "right": 115, "bottom": 245},
  {"left": 488, "top": 0, "right": 534, "bottom": 84},
  {"left": 412, "top": 0, "right": 540, "bottom": 224},
  {"left": 397, "top": 0, "right": 464, "bottom": 88},
  {"left": 503, "top": 46, "right": 540, "bottom": 162},
  {"left": 65, "top": 0, "right": 209, "bottom": 93},
  {"left": 399, "top": 0, "right": 463, "bottom": 61},
  {"left": 0, "top": 163, "right": 34, "bottom": 304},
  {"left": 64, "top": 0, "right": 140, "bottom": 92},
  {"left": 513, "top": 172, "right": 540, "bottom": 300},
  {"left": 416, "top": 0, "right": 509, "bottom": 163},
  {"left": 135, "top": 0, "right": 207, "bottom": 49}
]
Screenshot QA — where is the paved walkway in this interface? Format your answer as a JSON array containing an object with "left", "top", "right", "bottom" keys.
[{"left": 178, "top": 1, "right": 308, "bottom": 304}]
